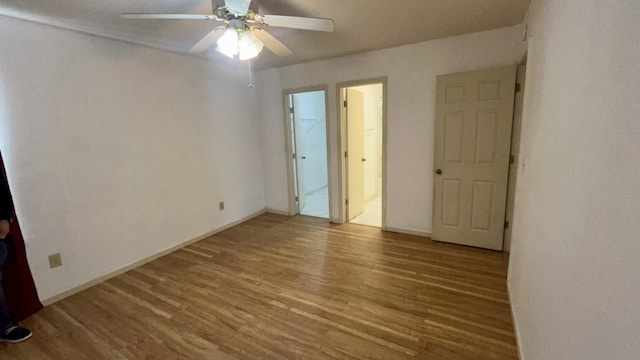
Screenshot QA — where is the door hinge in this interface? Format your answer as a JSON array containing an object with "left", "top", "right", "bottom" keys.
[
  {"left": 345, "top": 199, "right": 349, "bottom": 206},
  {"left": 289, "top": 106, "right": 294, "bottom": 114},
  {"left": 295, "top": 196, "right": 299, "bottom": 202},
  {"left": 504, "top": 220, "right": 509, "bottom": 229},
  {"left": 344, "top": 151, "right": 348, "bottom": 158},
  {"left": 292, "top": 153, "right": 296, "bottom": 160},
  {"left": 343, "top": 100, "right": 348, "bottom": 108},
  {"left": 515, "top": 83, "right": 521, "bottom": 93},
  {"left": 510, "top": 154, "right": 515, "bottom": 164}
]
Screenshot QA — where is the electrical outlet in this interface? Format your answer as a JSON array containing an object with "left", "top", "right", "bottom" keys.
[
  {"left": 219, "top": 201, "right": 225, "bottom": 211},
  {"left": 49, "top": 253, "right": 62, "bottom": 268}
]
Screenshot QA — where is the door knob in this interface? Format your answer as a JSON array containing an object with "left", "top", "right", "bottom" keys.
[
  {"left": 302, "top": 156, "right": 306, "bottom": 160},
  {"left": 362, "top": 158, "right": 367, "bottom": 162},
  {"left": 435, "top": 169, "right": 442, "bottom": 175}
]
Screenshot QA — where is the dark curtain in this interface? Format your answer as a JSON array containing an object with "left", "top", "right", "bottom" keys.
[{"left": 0, "top": 153, "right": 42, "bottom": 322}]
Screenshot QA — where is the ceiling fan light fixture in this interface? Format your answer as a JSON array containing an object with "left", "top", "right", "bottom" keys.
[
  {"left": 216, "top": 28, "right": 239, "bottom": 58},
  {"left": 215, "top": 45, "right": 235, "bottom": 59},
  {"left": 238, "top": 31, "right": 264, "bottom": 60},
  {"left": 123, "top": 0, "right": 335, "bottom": 61}
]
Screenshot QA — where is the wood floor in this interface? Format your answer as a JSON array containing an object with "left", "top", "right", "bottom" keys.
[{"left": 1, "top": 214, "right": 518, "bottom": 359}]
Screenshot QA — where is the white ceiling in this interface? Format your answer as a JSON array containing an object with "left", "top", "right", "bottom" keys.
[{"left": 0, "top": 0, "right": 531, "bottom": 69}]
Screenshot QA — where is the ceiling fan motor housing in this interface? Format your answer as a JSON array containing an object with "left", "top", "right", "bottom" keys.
[{"left": 212, "top": 0, "right": 258, "bottom": 19}]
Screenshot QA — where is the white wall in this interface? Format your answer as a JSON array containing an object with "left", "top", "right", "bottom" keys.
[
  {"left": 257, "top": 26, "right": 525, "bottom": 230},
  {"left": 0, "top": 16, "right": 266, "bottom": 301},
  {"left": 508, "top": 0, "right": 640, "bottom": 359},
  {"left": 293, "top": 91, "right": 327, "bottom": 194}
]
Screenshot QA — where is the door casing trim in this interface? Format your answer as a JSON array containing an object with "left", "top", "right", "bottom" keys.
[{"left": 282, "top": 85, "right": 332, "bottom": 219}]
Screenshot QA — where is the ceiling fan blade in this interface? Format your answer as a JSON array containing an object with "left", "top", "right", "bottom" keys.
[
  {"left": 188, "top": 26, "right": 227, "bottom": 54},
  {"left": 225, "top": 0, "right": 252, "bottom": 15},
  {"left": 258, "top": 14, "right": 334, "bottom": 32},
  {"left": 121, "top": 13, "right": 221, "bottom": 20},
  {"left": 251, "top": 28, "right": 293, "bottom": 57}
]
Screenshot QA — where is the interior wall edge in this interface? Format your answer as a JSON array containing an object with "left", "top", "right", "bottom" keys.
[{"left": 508, "top": 280, "right": 526, "bottom": 360}]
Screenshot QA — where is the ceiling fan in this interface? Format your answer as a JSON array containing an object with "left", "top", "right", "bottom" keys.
[{"left": 122, "top": 0, "right": 334, "bottom": 60}]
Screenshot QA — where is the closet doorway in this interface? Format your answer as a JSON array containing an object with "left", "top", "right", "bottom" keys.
[
  {"left": 284, "top": 87, "right": 331, "bottom": 219},
  {"left": 338, "top": 79, "right": 386, "bottom": 228}
]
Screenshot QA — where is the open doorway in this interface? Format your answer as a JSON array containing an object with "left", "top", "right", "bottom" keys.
[
  {"left": 338, "top": 79, "right": 386, "bottom": 228},
  {"left": 284, "top": 87, "right": 331, "bottom": 219}
]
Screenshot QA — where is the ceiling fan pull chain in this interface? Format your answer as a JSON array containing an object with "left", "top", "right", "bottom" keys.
[{"left": 248, "top": 59, "right": 256, "bottom": 87}]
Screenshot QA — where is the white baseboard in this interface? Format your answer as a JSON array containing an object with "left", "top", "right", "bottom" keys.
[
  {"left": 266, "top": 208, "right": 291, "bottom": 216},
  {"left": 384, "top": 226, "right": 432, "bottom": 238},
  {"left": 41, "top": 209, "right": 267, "bottom": 306}
]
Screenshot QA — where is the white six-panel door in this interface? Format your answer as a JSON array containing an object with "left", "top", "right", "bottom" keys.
[{"left": 432, "top": 66, "right": 516, "bottom": 250}]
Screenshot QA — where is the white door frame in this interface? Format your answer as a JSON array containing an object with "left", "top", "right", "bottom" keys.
[
  {"left": 282, "top": 85, "right": 332, "bottom": 218},
  {"left": 503, "top": 51, "right": 529, "bottom": 252},
  {"left": 336, "top": 77, "right": 388, "bottom": 229},
  {"left": 503, "top": 64, "right": 527, "bottom": 251}
]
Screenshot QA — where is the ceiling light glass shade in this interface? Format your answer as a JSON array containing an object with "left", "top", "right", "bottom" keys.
[
  {"left": 216, "top": 28, "right": 239, "bottom": 58},
  {"left": 238, "top": 31, "right": 264, "bottom": 60}
]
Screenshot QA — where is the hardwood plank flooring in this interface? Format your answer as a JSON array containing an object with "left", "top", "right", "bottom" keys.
[{"left": 1, "top": 214, "right": 518, "bottom": 359}]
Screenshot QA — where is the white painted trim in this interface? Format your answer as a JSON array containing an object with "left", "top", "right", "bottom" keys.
[
  {"left": 337, "top": 87, "right": 347, "bottom": 223},
  {"left": 282, "top": 92, "right": 297, "bottom": 216},
  {"left": 41, "top": 209, "right": 267, "bottom": 306},
  {"left": 381, "top": 79, "right": 388, "bottom": 231},
  {"left": 384, "top": 227, "right": 432, "bottom": 238},
  {"left": 265, "top": 208, "right": 290, "bottom": 216}
]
